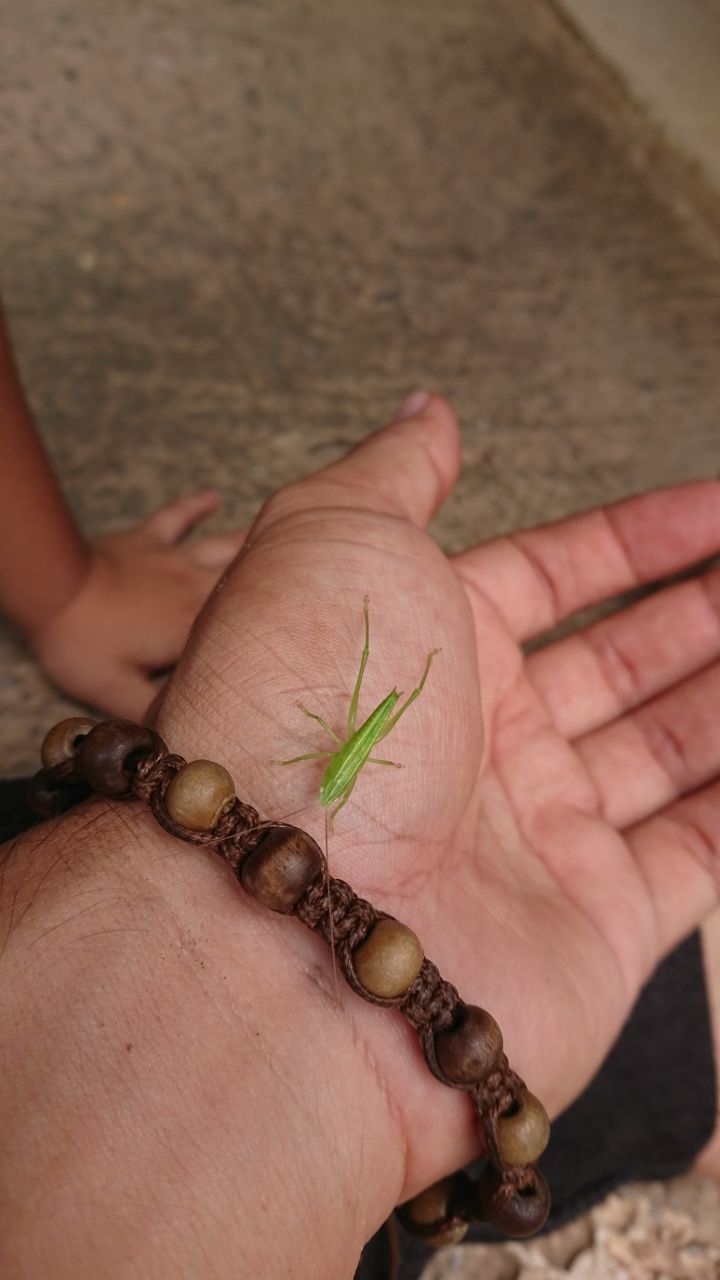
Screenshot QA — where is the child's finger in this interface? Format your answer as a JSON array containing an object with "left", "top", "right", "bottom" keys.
[
  {"left": 188, "top": 531, "right": 246, "bottom": 570},
  {"left": 144, "top": 489, "right": 222, "bottom": 544}
]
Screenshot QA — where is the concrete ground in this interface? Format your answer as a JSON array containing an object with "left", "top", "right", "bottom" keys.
[{"left": 2, "top": 1, "right": 720, "bottom": 1275}]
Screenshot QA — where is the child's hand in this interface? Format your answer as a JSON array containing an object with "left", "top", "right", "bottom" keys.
[{"left": 29, "top": 488, "right": 244, "bottom": 719}]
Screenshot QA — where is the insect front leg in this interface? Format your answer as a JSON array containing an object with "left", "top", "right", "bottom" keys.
[
  {"left": 273, "top": 750, "right": 333, "bottom": 766},
  {"left": 297, "top": 703, "right": 342, "bottom": 743}
]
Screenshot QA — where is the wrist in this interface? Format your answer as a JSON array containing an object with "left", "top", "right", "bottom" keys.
[
  {"left": 0, "top": 408, "right": 93, "bottom": 635},
  {"left": 0, "top": 802, "right": 405, "bottom": 1278},
  {"left": 22, "top": 535, "right": 93, "bottom": 638}
]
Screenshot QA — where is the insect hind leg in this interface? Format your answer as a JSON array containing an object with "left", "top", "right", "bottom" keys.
[
  {"left": 328, "top": 774, "right": 358, "bottom": 829},
  {"left": 377, "top": 647, "right": 440, "bottom": 741}
]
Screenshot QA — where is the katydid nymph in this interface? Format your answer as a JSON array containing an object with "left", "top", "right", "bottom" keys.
[{"left": 275, "top": 597, "right": 439, "bottom": 825}]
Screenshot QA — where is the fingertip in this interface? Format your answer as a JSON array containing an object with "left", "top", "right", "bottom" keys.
[
  {"left": 383, "top": 391, "right": 463, "bottom": 510},
  {"left": 391, "top": 389, "right": 432, "bottom": 423},
  {"left": 147, "top": 487, "right": 224, "bottom": 542},
  {"left": 256, "top": 391, "right": 461, "bottom": 531},
  {"left": 321, "top": 391, "right": 462, "bottom": 527},
  {"left": 195, "top": 487, "right": 223, "bottom": 510}
]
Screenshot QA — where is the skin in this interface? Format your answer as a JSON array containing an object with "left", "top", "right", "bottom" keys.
[
  {"left": 3, "top": 393, "right": 720, "bottom": 1280},
  {"left": 0, "top": 304, "right": 244, "bottom": 718}
]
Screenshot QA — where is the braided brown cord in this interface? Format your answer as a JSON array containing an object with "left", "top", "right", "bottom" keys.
[
  {"left": 31, "top": 717, "right": 551, "bottom": 1244},
  {"left": 130, "top": 748, "right": 185, "bottom": 799},
  {"left": 471, "top": 1058, "right": 523, "bottom": 1167},
  {"left": 402, "top": 960, "right": 460, "bottom": 1032}
]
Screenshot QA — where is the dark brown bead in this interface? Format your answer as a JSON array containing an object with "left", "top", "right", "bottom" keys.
[
  {"left": 27, "top": 770, "right": 91, "bottom": 819},
  {"left": 398, "top": 1176, "right": 470, "bottom": 1246},
  {"left": 165, "top": 760, "right": 235, "bottom": 831},
  {"left": 241, "top": 825, "right": 325, "bottom": 913},
  {"left": 434, "top": 1004, "right": 503, "bottom": 1084},
  {"left": 41, "top": 718, "right": 98, "bottom": 769},
  {"left": 353, "top": 918, "right": 424, "bottom": 998},
  {"left": 477, "top": 1164, "right": 550, "bottom": 1238},
  {"left": 27, "top": 771, "right": 65, "bottom": 819},
  {"left": 497, "top": 1088, "right": 550, "bottom": 1165},
  {"left": 77, "top": 719, "right": 159, "bottom": 797}
]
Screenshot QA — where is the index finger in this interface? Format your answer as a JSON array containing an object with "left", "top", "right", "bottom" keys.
[{"left": 453, "top": 481, "right": 720, "bottom": 642}]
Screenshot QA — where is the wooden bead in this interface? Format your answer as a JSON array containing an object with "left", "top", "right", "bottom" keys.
[
  {"left": 353, "top": 918, "right": 424, "bottom": 998},
  {"left": 399, "top": 1176, "right": 470, "bottom": 1246},
  {"left": 403, "top": 1177, "right": 454, "bottom": 1228},
  {"left": 497, "top": 1088, "right": 551, "bottom": 1166},
  {"left": 241, "top": 825, "right": 325, "bottom": 913},
  {"left": 478, "top": 1164, "right": 550, "bottom": 1238},
  {"left": 28, "top": 771, "right": 65, "bottom": 819},
  {"left": 434, "top": 1004, "right": 503, "bottom": 1084},
  {"left": 41, "top": 718, "right": 97, "bottom": 769},
  {"left": 165, "top": 760, "right": 235, "bottom": 832},
  {"left": 77, "top": 719, "right": 159, "bottom": 797},
  {"left": 425, "top": 1221, "right": 469, "bottom": 1248}
]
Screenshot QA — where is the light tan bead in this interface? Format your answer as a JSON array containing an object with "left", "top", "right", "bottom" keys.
[
  {"left": 497, "top": 1088, "right": 551, "bottom": 1166},
  {"left": 404, "top": 1178, "right": 454, "bottom": 1226},
  {"left": 165, "top": 760, "right": 235, "bottom": 832},
  {"left": 353, "top": 918, "right": 424, "bottom": 998},
  {"left": 426, "top": 1221, "right": 470, "bottom": 1247},
  {"left": 41, "top": 717, "right": 97, "bottom": 768},
  {"left": 401, "top": 1177, "right": 469, "bottom": 1246}
]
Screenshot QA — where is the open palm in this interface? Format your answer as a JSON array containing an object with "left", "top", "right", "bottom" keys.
[{"left": 160, "top": 394, "right": 720, "bottom": 1195}]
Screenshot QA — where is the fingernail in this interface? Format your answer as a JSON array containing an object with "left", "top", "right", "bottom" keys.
[{"left": 392, "top": 390, "right": 431, "bottom": 422}]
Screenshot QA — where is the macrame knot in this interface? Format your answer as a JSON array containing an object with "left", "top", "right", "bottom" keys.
[
  {"left": 131, "top": 750, "right": 185, "bottom": 800},
  {"left": 401, "top": 959, "right": 460, "bottom": 1032}
]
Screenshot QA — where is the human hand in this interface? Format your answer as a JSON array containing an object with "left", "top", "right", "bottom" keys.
[
  {"left": 156, "top": 392, "right": 720, "bottom": 1191},
  {"left": 29, "top": 488, "right": 245, "bottom": 719},
  {"left": 7, "top": 395, "right": 720, "bottom": 1279}
]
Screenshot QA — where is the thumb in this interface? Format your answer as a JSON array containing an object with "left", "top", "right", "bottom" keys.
[{"left": 265, "top": 392, "right": 461, "bottom": 531}]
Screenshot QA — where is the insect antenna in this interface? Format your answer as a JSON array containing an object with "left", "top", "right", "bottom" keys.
[{"left": 325, "top": 810, "right": 339, "bottom": 998}]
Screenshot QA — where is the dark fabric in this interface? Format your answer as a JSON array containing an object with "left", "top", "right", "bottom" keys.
[
  {"left": 356, "top": 930, "right": 716, "bottom": 1280},
  {"left": 0, "top": 777, "right": 38, "bottom": 843}
]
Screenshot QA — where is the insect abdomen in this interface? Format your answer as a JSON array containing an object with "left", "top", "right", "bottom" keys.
[{"left": 319, "top": 690, "right": 399, "bottom": 805}]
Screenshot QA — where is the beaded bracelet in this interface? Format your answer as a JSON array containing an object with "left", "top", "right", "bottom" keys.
[{"left": 28, "top": 715, "right": 551, "bottom": 1247}]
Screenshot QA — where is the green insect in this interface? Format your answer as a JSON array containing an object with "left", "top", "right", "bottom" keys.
[{"left": 276, "top": 597, "right": 439, "bottom": 824}]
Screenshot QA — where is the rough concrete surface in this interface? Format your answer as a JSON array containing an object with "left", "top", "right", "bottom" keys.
[{"left": 2, "top": 1, "right": 720, "bottom": 1276}]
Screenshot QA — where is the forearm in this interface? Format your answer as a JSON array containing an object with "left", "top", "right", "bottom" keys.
[
  {"left": 0, "top": 306, "right": 90, "bottom": 633},
  {"left": 0, "top": 803, "right": 404, "bottom": 1279}
]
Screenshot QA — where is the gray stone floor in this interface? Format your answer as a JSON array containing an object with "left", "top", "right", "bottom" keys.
[
  {"left": 2, "top": 1, "right": 720, "bottom": 1275},
  {"left": 3, "top": 0, "right": 720, "bottom": 768}
]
